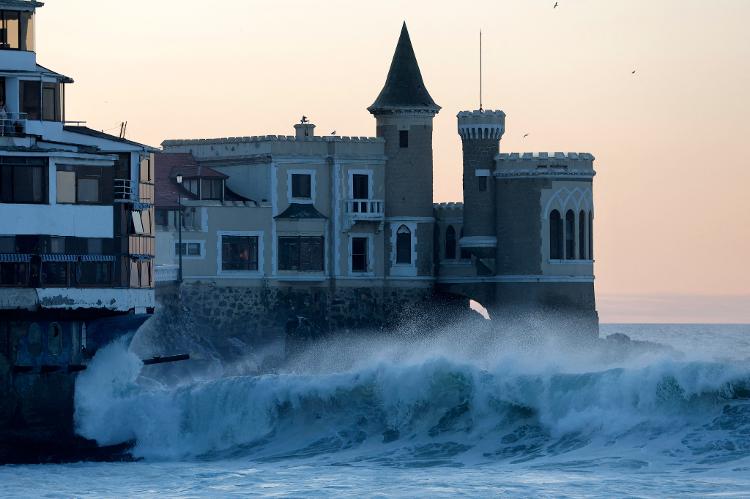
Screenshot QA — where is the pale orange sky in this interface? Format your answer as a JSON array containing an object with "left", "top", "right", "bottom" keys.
[{"left": 37, "top": 0, "right": 750, "bottom": 321}]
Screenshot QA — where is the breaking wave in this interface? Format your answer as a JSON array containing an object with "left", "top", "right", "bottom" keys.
[{"left": 74, "top": 329, "right": 750, "bottom": 468}]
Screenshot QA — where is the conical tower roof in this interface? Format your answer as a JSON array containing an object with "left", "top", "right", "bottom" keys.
[{"left": 368, "top": 23, "right": 440, "bottom": 114}]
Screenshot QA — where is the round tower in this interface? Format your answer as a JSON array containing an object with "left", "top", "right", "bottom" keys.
[
  {"left": 369, "top": 23, "right": 440, "bottom": 278},
  {"left": 457, "top": 110, "right": 505, "bottom": 262}
]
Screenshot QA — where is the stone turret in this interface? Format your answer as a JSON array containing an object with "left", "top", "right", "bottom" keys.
[
  {"left": 457, "top": 110, "right": 505, "bottom": 271},
  {"left": 369, "top": 23, "right": 439, "bottom": 278}
]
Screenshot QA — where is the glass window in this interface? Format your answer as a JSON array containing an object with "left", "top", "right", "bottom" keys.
[
  {"left": 396, "top": 225, "right": 411, "bottom": 264},
  {"left": 399, "top": 130, "right": 409, "bottom": 148},
  {"left": 549, "top": 210, "right": 563, "bottom": 260},
  {"left": 291, "top": 174, "right": 311, "bottom": 199},
  {"left": 1, "top": 11, "right": 20, "bottom": 50},
  {"left": 42, "top": 262, "right": 69, "bottom": 287},
  {"left": 445, "top": 225, "right": 457, "bottom": 260},
  {"left": 0, "top": 262, "right": 27, "bottom": 286},
  {"left": 565, "top": 210, "right": 575, "bottom": 260},
  {"left": 50, "top": 236, "right": 65, "bottom": 253},
  {"left": 56, "top": 170, "right": 76, "bottom": 203},
  {"left": 20, "top": 80, "right": 40, "bottom": 120},
  {"left": 77, "top": 261, "right": 112, "bottom": 286},
  {"left": 222, "top": 235, "right": 258, "bottom": 271},
  {"left": 42, "top": 83, "right": 59, "bottom": 121},
  {"left": 200, "top": 178, "right": 222, "bottom": 200},
  {"left": 579, "top": 210, "right": 586, "bottom": 260},
  {"left": 352, "top": 174, "right": 369, "bottom": 199},
  {"left": 77, "top": 176, "right": 99, "bottom": 203},
  {"left": 278, "top": 236, "right": 324, "bottom": 271},
  {"left": 183, "top": 178, "right": 198, "bottom": 196},
  {"left": 351, "top": 237, "right": 368, "bottom": 272},
  {"left": 13, "top": 165, "right": 46, "bottom": 203},
  {"left": 175, "top": 242, "right": 201, "bottom": 256},
  {"left": 155, "top": 209, "right": 169, "bottom": 227}
]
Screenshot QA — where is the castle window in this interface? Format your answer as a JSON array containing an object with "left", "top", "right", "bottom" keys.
[
  {"left": 478, "top": 176, "right": 487, "bottom": 192},
  {"left": 579, "top": 210, "right": 586, "bottom": 260},
  {"left": 549, "top": 210, "right": 563, "bottom": 260},
  {"left": 445, "top": 225, "right": 456, "bottom": 260},
  {"left": 278, "top": 236, "right": 324, "bottom": 272},
  {"left": 351, "top": 237, "right": 368, "bottom": 273},
  {"left": 291, "top": 173, "right": 312, "bottom": 199},
  {"left": 589, "top": 211, "right": 594, "bottom": 260},
  {"left": 352, "top": 174, "right": 369, "bottom": 200},
  {"left": 221, "top": 235, "right": 258, "bottom": 271},
  {"left": 399, "top": 130, "right": 409, "bottom": 148},
  {"left": 396, "top": 225, "right": 411, "bottom": 264},
  {"left": 565, "top": 210, "right": 575, "bottom": 260}
]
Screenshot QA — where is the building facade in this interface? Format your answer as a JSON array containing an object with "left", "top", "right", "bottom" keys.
[
  {"left": 156, "top": 22, "right": 598, "bottom": 340},
  {"left": 0, "top": 0, "right": 156, "bottom": 456}
]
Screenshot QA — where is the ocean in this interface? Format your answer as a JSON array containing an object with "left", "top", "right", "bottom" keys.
[{"left": 2, "top": 323, "right": 750, "bottom": 498}]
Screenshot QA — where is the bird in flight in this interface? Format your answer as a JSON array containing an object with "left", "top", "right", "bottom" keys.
[
  {"left": 331, "top": 130, "right": 336, "bottom": 135},
  {"left": 631, "top": 70, "right": 636, "bottom": 74},
  {"left": 553, "top": 2, "right": 558, "bottom": 8},
  {"left": 523, "top": 133, "right": 529, "bottom": 138}
]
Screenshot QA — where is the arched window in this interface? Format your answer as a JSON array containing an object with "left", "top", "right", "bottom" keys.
[
  {"left": 588, "top": 211, "right": 594, "bottom": 260},
  {"left": 549, "top": 210, "right": 563, "bottom": 259},
  {"left": 445, "top": 225, "right": 456, "bottom": 260},
  {"left": 579, "top": 210, "right": 586, "bottom": 260},
  {"left": 565, "top": 210, "right": 575, "bottom": 260},
  {"left": 459, "top": 228, "right": 471, "bottom": 259},
  {"left": 396, "top": 225, "right": 412, "bottom": 264}
]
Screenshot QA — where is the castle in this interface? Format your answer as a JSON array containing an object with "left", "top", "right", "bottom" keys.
[{"left": 155, "top": 23, "right": 598, "bottom": 340}]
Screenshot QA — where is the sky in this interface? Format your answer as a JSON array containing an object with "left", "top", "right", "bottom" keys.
[{"left": 36, "top": 0, "right": 750, "bottom": 322}]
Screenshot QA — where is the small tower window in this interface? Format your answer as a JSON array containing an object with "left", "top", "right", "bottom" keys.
[
  {"left": 478, "top": 176, "right": 487, "bottom": 192},
  {"left": 549, "top": 210, "right": 563, "bottom": 260},
  {"left": 291, "top": 173, "right": 312, "bottom": 199},
  {"left": 445, "top": 225, "right": 457, "bottom": 260},
  {"left": 399, "top": 130, "right": 409, "bottom": 148},
  {"left": 565, "top": 210, "right": 575, "bottom": 260},
  {"left": 396, "top": 225, "right": 411, "bottom": 264}
]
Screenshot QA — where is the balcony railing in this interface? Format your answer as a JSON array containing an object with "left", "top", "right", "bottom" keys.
[
  {"left": 343, "top": 199, "right": 385, "bottom": 231},
  {"left": 114, "top": 179, "right": 133, "bottom": 202},
  {"left": 0, "top": 112, "right": 27, "bottom": 137},
  {"left": 155, "top": 264, "right": 178, "bottom": 283}
]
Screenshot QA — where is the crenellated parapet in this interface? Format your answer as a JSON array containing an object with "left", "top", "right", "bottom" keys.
[
  {"left": 457, "top": 110, "right": 506, "bottom": 140},
  {"left": 495, "top": 152, "right": 596, "bottom": 178}
]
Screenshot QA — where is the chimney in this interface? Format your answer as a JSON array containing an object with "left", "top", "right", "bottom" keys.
[{"left": 294, "top": 122, "right": 315, "bottom": 140}]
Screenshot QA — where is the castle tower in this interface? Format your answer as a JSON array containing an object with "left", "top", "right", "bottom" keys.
[
  {"left": 369, "top": 23, "right": 440, "bottom": 278},
  {"left": 457, "top": 110, "right": 505, "bottom": 274}
]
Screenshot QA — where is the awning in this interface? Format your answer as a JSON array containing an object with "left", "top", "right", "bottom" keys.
[
  {"left": 41, "top": 254, "right": 79, "bottom": 262},
  {"left": 0, "top": 253, "right": 31, "bottom": 263},
  {"left": 80, "top": 255, "right": 116, "bottom": 262}
]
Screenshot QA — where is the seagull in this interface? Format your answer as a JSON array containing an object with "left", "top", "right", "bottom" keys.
[
  {"left": 631, "top": 70, "right": 636, "bottom": 74},
  {"left": 523, "top": 133, "right": 529, "bottom": 138},
  {"left": 331, "top": 130, "right": 336, "bottom": 135},
  {"left": 301, "top": 115, "right": 309, "bottom": 124},
  {"left": 553, "top": 2, "right": 558, "bottom": 8}
]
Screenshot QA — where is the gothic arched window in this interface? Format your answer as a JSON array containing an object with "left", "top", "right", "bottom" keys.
[
  {"left": 396, "top": 225, "right": 412, "bottom": 264},
  {"left": 445, "top": 225, "right": 456, "bottom": 260},
  {"left": 565, "top": 210, "right": 575, "bottom": 260},
  {"left": 589, "top": 211, "right": 594, "bottom": 260},
  {"left": 579, "top": 210, "right": 586, "bottom": 260},
  {"left": 550, "top": 210, "right": 563, "bottom": 260}
]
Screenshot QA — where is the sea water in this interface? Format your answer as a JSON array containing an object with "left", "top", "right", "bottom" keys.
[{"left": 2, "top": 324, "right": 750, "bottom": 498}]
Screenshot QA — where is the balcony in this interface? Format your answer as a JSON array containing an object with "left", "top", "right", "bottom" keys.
[
  {"left": 0, "top": 112, "right": 27, "bottom": 137},
  {"left": 343, "top": 199, "right": 384, "bottom": 231}
]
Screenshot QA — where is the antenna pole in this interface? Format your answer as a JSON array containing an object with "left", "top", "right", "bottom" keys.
[{"left": 479, "top": 30, "right": 483, "bottom": 112}]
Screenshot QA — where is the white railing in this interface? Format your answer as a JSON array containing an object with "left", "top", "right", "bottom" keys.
[
  {"left": 344, "top": 199, "right": 385, "bottom": 219},
  {"left": 155, "top": 264, "right": 179, "bottom": 282},
  {"left": 0, "top": 112, "right": 27, "bottom": 137}
]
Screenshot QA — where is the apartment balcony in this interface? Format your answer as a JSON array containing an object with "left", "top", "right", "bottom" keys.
[
  {"left": 0, "top": 112, "right": 27, "bottom": 137},
  {"left": 343, "top": 199, "right": 384, "bottom": 231},
  {"left": 114, "top": 179, "right": 154, "bottom": 207}
]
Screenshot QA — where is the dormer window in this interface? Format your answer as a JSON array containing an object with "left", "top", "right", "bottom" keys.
[{"left": 200, "top": 178, "right": 223, "bottom": 200}]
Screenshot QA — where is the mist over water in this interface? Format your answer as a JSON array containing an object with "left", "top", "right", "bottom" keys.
[{"left": 72, "top": 319, "right": 750, "bottom": 477}]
